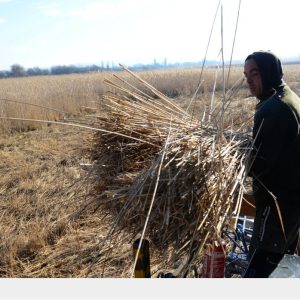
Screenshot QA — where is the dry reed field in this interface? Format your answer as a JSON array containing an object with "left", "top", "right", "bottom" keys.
[
  {"left": 0, "top": 66, "right": 249, "bottom": 133},
  {"left": 0, "top": 64, "right": 299, "bottom": 277}
]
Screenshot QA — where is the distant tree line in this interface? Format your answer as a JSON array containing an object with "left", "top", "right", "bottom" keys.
[
  {"left": 0, "top": 63, "right": 122, "bottom": 78},
  {"left": 0, "top": 59, "right": 229, "bottom": 79}
]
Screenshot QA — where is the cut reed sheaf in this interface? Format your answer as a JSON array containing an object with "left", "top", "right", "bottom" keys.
[{"left": 88, "top": 66, "right": 250, "bottom": 277}]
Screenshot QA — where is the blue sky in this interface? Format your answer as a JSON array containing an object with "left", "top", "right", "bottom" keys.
[{"left": 1, "top": 0, "right": 300, "bottom": 70}]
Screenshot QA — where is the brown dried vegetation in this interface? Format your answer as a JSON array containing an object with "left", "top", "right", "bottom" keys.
[{"left": 0, "top": 65, "right": 299, "bottom": 277}]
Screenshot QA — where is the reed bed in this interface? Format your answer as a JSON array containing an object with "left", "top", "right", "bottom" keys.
[
  {"left": 86, "top": 66, "right": 251, "bottom": 277},
  {"left": 0, "top": 67, "right": 248, "bottom": 133}
]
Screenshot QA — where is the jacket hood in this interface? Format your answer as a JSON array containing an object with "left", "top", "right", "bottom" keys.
[{"left": 245, "top": 51, "right": 284, "bottom": 100}]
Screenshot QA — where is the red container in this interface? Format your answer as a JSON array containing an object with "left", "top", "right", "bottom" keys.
[{"left": 202, "top": 241, "right": 226, "bottom": 278}]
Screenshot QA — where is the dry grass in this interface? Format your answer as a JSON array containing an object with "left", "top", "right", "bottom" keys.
[
  {"left": 0, "top": 124, "right": 168, "bottom": 278},
  {"left": 1, "top": 63, "right": 297, "bottom": 131},
  {"left": 0, "top": 125, "right": 104, "bottom": 277},
  {"left": 0, "top": 73, "right": 111, "bottom": 133},
  {"left": 0, "top": 64, "right": 299, "bottom": 277},
  {"left": 0, "top": 66, "right": 249, "bottom": 133}
]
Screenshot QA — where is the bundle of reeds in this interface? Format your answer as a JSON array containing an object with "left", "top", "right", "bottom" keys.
[{"left": 89, "top": 66, "right": 250, "bottom": 277}]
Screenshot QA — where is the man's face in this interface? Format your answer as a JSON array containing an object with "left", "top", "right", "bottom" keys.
[{"left": 244, "top": 58, "right": 263, "bottom": 98}]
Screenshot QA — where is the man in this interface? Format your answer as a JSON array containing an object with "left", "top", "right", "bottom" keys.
[{"left": 243, "top": 50, "right": 300, "bottom": 278}]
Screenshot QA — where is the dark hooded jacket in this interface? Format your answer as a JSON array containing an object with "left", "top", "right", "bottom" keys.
[{"left": 246, "top": 51, "right": 300, "bottom": 254}]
